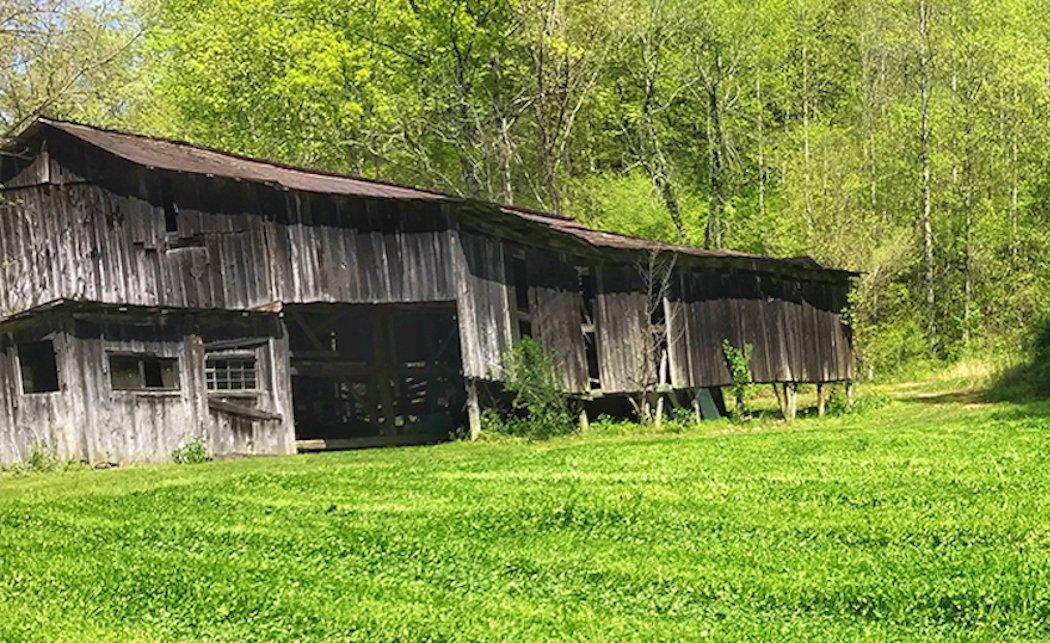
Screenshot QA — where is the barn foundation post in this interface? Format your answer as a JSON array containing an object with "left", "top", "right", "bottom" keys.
[
  {"left": 845, "top": 380, "right": 855, "bottom": 408},
  {"left": 465, "top": 378, "right": 481, "bottom": 441},
  {"left": 816, "top": 383, "right": 826, "bottom": 417},
  {"left": 692, "top": 389, "right": 702, "bottom": 425},
  {"left": 781, "top": 383, "right": 798, "bottom": 421},
  {"left": 578, "top": 404, "right": 589, "bottom": 434}
]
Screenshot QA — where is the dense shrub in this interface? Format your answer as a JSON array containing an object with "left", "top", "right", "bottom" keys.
[
  {"left": 172, "top": 439, "right": 210, "bottom": 464},
  {"left": 489, "top": 338, "right": 575, "bottom": 439}
]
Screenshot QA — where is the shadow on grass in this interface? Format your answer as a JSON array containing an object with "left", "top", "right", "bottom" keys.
[{"left": 894, "top": 366, "right": 1050, "bottom": 420}]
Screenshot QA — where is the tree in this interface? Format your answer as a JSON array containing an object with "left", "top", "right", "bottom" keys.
[{"left": 0, "top": 0, "right": 142, "bottom": 142}]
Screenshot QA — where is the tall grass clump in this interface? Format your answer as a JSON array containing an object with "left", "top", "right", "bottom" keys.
[{"left": 721, "top": 340, "right": 753, "bottom": 420}]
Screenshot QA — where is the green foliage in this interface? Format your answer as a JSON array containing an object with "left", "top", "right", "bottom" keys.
[
  {"left": 491, "top": 338, "right": 575, "bottom": 439},
  {"left": 0, "top": 390, "right": 1047, "bottom": 639},
  {"left": 1029, "top": 311, "right": 1050, "bottom": 395},
  {"left": 826, "top": 386, "right": 890, "bottom": 417},
  {"left": 2, "top": 0, "right": 1048, "bottom": 380},
  {"left": 7, "top": 443, "right": 62, "bottom": 473},
  {"left": 721, "top": 339, "right": 753, "bottom": 420},
  {"left": 826, "top": 385, "right": 850, "bottom": 416},
  {"left": 0, "top": 443, "right": 87, "bottom": 475},
  {"left": 171, "top": 439, "right": 209, "bottom": 465}
]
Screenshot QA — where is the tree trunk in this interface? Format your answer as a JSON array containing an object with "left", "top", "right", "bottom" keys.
[
  {"left": 705, "top": 68, "right": 726, "bottom": 250},
  {"left": 962, "top": 123, "right": 973, "bottom": 348},
  {"left": 917, "top": 0, "right": 935, "bottom": 352},
  {"left": 496, "top": 115, "right": 515, "bottom": 204},
  {"left": 756, "top": 74, "right": 766, "bottom": 218},
  {"left": 489, "top": 53, "right": 516, "bottom": 204},
  {"left": 1009, "top": 87, "right": 1019, "bottom": 261},
  {"left": 801, "top": 36, "right": 813, "bottom": 224}
]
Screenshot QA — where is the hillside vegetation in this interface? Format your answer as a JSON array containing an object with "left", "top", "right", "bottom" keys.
[{"left": 1, "top": 0, "right": 1048, "bottom": 377}]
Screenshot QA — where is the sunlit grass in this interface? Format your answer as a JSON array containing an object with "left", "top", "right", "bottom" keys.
[{"left": 0, "top": 380, "right": 1047, "bottom": 641}]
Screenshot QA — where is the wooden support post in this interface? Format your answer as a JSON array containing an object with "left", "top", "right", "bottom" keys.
[
  {"left": 466, "top": 378, "right": 481, "bottom": 441},
  {"left": 782, "top": 383, "right": 797, "bottom": 421},
  {"left": 692, "top": 390, "right": 702, "bottom": 424},
  {"left": 578, "top": 405, "right": 589, "bottom": 434},
  {"left": 816, "top": 382, "right": 825, "bottom": 417},
  {"left": 845, "top": 380, "right": 855, "bottom": 408},
  {"left": 654, "top": 393, "right": 664, "bottom": 427},
  {"left": 773, "top": 383, "right": 786, "bottom": 419}
]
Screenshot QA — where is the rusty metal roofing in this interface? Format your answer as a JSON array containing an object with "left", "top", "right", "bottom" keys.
[
  {"left": 15, "top": 118, "right": 852, "bottom": 276},
  {"left": 41, "top": 118, "right": 448, "bottom": 201}
]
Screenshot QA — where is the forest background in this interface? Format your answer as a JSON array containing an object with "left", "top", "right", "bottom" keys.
[{"left": 2, "top": 0, "right": 1046, "bottom": 379}]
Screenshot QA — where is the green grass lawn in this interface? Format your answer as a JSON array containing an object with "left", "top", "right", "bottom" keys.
[{"left": 1, "top": 385, "right": 1048, "bottom": 641}]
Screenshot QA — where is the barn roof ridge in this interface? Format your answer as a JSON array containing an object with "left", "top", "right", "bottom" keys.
[{"left": 10, "top": 117, "right": 855, "bottom": 277}]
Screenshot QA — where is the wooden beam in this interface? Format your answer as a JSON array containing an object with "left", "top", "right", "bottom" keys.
[
  {"left": 296, "top": 433, "right": 444, "bottom": 452},
  {"left": 208, "top": 398, "right": 282, "bottom": 421},
  {"left": 816, "top": 383, "right": 826, "bottom": 417},
  {"left": 465, "top": 378, "right": 481, "bottom": 441}
]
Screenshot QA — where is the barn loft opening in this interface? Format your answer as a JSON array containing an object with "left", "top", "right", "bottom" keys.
[
  {"left": 18, "top": 340, "right": 59, "bottom": 394},
  {"left": 287, "top": 303, "right": 466, "bottom": 450}
]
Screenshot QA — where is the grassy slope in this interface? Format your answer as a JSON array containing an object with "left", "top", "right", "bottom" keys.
[{"left": 0, "top": 386, "right": 1047, "bottom": 641}]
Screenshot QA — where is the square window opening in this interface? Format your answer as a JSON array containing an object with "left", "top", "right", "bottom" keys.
[{"left": 19, "top": 340, "right": 59, "bottom": 394}]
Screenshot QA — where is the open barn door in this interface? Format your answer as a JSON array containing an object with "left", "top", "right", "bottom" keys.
[{"left": 285, "top": 303, "right": 466, "bottom": 450}]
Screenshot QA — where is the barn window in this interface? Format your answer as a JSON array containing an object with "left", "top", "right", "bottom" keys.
[
  {"left": 206, "top": 355, "right": 258, "bottom": 391},
  {"left": 18, "top": 340, "right": 60, "bottom": 394},
  {"left": 109, "top": 354, "right": 180, "bottom": 391}
]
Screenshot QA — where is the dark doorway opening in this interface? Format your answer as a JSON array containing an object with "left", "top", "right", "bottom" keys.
[{"left": 285, "top": 303, "right": 466, "bottom": 450}]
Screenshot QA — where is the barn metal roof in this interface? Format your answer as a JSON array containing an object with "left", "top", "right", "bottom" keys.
[{"left": 11, "top": 118, "right": 853, "bottom": 277}]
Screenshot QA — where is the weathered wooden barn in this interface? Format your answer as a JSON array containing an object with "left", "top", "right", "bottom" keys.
[{"left": 0, "top": 118, "right": 854, "bottom": 465}]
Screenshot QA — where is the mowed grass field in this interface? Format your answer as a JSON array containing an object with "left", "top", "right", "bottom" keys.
[{"left": 1, "top": 384, "right": 1047, "bottom": 641}]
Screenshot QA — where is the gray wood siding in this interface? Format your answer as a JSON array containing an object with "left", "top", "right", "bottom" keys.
[
  {"left": 669, "top": 271, "right": 853, "bottom": 388},
  {"left": 527, "top": 251, "right": 588, "bottom": 392},
  {"left": 455, "top": 231, "right": 514, "bottom": 380},
  {"left": 0, "top": 181, "right": 456, "bottom": 317},
  {"left": 594, "top": 265, "right": 650, "bottom": 394},
  {"left": 0, "top": 311, "right": 294, "bottom": 465}
]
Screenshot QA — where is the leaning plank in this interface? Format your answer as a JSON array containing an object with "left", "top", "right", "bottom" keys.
[{"left": 208, "top": 398, "right": 282, "bottom": 421}]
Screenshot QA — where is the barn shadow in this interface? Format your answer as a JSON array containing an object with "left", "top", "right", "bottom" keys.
[{"left": 896, "top": 378, "right": 1049, "bottom": 420}]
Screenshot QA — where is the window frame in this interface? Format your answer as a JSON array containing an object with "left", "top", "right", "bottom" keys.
[
  {"left": 204, "top": 350, "right": 261, "bottom": 395},
  {"left": 107, "top": 351, "right": 181, "bottom": 394}
]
